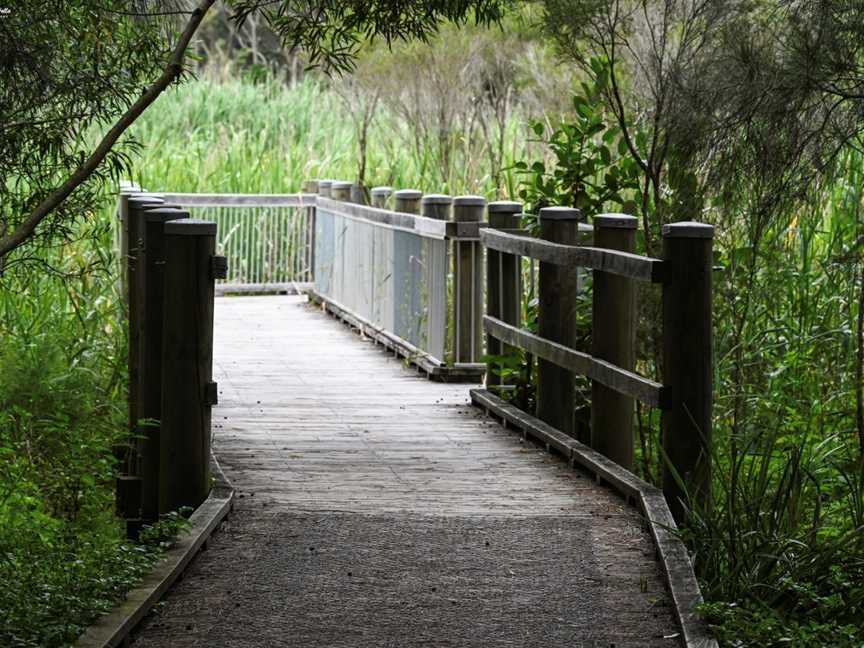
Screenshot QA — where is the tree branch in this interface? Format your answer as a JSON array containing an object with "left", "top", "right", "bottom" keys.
[{"left": 0, "top": 0, "right": 217, "bottom": 260}]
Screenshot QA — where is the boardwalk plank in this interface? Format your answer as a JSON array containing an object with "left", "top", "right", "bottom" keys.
[{"left": 131, "top": 295, "right": 680, "bottom": 648}]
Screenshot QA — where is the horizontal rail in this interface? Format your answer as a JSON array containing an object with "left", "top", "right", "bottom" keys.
[
  {"left": 162, "top": 193, "right": 318, "bottom": 207},
  {"left": 483, "top": 315, "right": 667, "bottom": 408},
  {"left": 480, "top": 229, "right": 664, "bottom": 283},
  {"left": 318, "top": 197, "right": 483, "bottom": 241},
  {"left": 214, "top": 282, "right": 312, "bottom": 296}
]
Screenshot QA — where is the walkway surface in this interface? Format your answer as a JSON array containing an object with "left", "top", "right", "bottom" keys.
[{"left": 131, "top": 295, "right": 680, "bottom": 647}]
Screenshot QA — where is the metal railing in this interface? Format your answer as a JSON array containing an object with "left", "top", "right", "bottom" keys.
[
  {"left": 311, "top": 190, "right": 486, "bottom": 380},
  {"left": 117, "top": 187, "right": 316, "bottom": 294},
  {"left": 161, "top": 193, "right": 316, "bottom": 293}
]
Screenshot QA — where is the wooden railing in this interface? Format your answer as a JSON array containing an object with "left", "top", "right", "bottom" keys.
[
  {"left": 116, "top": 181, "right": 713, "bottom": 518},
  {"left": 308, "top": 180, "right": 486, "bottom": 381},
  {"left": 481, "top": 208, "right": 713, "bottom": 523}
]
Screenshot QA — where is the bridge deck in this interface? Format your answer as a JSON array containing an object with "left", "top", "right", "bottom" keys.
[{"left": 132, "top": 295, "right": 680, "bottom": 647}]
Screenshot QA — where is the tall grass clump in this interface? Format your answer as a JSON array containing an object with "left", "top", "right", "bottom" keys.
[
  {"left": 126, "top": 78, "right": 357, "bottom": 193},
  {"left": 124, "top": 75, "right": 537, "bottom": 198}
]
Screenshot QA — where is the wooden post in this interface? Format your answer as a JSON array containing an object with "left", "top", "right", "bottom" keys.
[
  {"left": 160, "top": 219, "right": 219, "bottom": 514},
  {"left": 303, "top": 180, "right": 317, "bottom": 283},
  {"left": 135, "top": 205, "right": 190, "bottom": 522},
  {"left": 350, "top": 183, "right": 367, "bottom": 205},
  {"left": 318, "top": 180, "right": 334, "bottom": 198},
  {"left": 662, "top": 221, "right": 714, "bottom": 525},
  {"left": 452, "top": 196, "right": 486, "bottom": 365},
  {"left": 485, "top": 201, "right": 522, "bottom": 388},
  {"left": 117, "top": 185, "right": 143, "bottom": 304},
  {"left": 536, "top": 206, "right": 582, "bottom": 438},
  {"left": 371, "top": 186, "right": 392, "bottom": 209},
  {"left": 591, "top": 214, "right": 638, "bottom": 469},
  {"left": 332, "top": 181, "right": 352, "bottom": 202},
  {"left": 125, "top": 194, "right": 165, "bottom": 468},
  {"left": 394, "top": 189, "right": 422, "bottom": 214},
  {"left": 115, "top": 475, "right": 143, "bottom": 539},
  {"left": 421, "top": 194, "right": 453, "bottom": 221}
]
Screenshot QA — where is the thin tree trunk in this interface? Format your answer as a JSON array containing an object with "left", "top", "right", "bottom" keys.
[{"left": 856, "top": 261, "right": 864, "bottom": 457}]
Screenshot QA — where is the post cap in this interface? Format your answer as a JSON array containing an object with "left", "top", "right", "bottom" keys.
[
  {"left": 370, "top": 186, "right": 393, "bottom": 196},
  {"left": 332, "top": 180, "right": 352, "bottom": 189},
  {"left": 128, "top": 195, "right": 164, "bottom": 207},
  {"left": 487, "top": 200, "right": 522, "bottom": 214},
  {"left": 662, "top": 221, "right": 714, "bottom": 239},
  {"left": 394, "top": 189, "right": 422, "bottom": 200},
  {"left": 164, "top": 218, "right": 217, "bottom": 236},
  {"left": 594, "top": 213, "right": 638, "bottom": 229},
  {"left": 142, "top": 200, "right": 180, "bottom": 211},
  {"left": 539, "top": 206, "right": 582, "bottom": 221},
  {"left": 453, "top": 195, "right": 487, "bottom": 207},
  {"left": 317, "top": 179, "right": 334, "bottom": 188},
  {"left": 421, "top": 193, "right": 453, "bottom": 205},
  {"left": 143, "top": 207, "right": 189, "bottom": 222}
]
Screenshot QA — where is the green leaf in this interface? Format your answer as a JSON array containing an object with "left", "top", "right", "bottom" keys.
[
  {"left": 599, "top": 145, "right": 611, "bottom": 165},
  {"left": 618, "top": 137, "right": 630, "bottom": 157}
]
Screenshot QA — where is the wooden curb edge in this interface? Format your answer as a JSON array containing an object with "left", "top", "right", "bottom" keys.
[
  {"left": 75, "top": 456, "right": 234, "bottom": 648},
  {"left": 470, "top": 388, "right": 718, "bottom": 648}
]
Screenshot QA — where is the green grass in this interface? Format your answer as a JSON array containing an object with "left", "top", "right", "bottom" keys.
[{"left": 123, "top": 76, "right": 531, "bottom": 197}]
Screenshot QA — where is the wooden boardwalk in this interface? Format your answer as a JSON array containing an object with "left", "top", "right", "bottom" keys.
[{"left": 132, "top": 295, "right": 680, "bottom": 647}]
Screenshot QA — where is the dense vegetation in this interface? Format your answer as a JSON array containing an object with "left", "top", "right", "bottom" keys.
[{"left": 512, "top": 75, "right": 864, "bottom": 645}]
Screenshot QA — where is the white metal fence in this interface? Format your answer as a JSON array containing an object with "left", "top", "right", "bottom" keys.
[
  {"left": 159, "top": 193, "right": 316, "bottom": 293},
  {"left": 116, "top": 185, "right": 485, "bottom": 378},
  {"left": 312, "top": 197, "right": 484, "bottom": 377}
]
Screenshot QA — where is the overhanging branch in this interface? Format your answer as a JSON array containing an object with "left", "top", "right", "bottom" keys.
[{"left": 0, "top": 0, "right": 217, "bottom": 260}]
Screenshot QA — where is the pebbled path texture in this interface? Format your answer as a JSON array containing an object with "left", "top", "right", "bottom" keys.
[{"left": 131, "top": 295, "right": 680, "bottom": 648}]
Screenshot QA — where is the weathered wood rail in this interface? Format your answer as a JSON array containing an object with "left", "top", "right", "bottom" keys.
[{"left": 480, "top": 209, "right": 713, "bottom": 523}]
